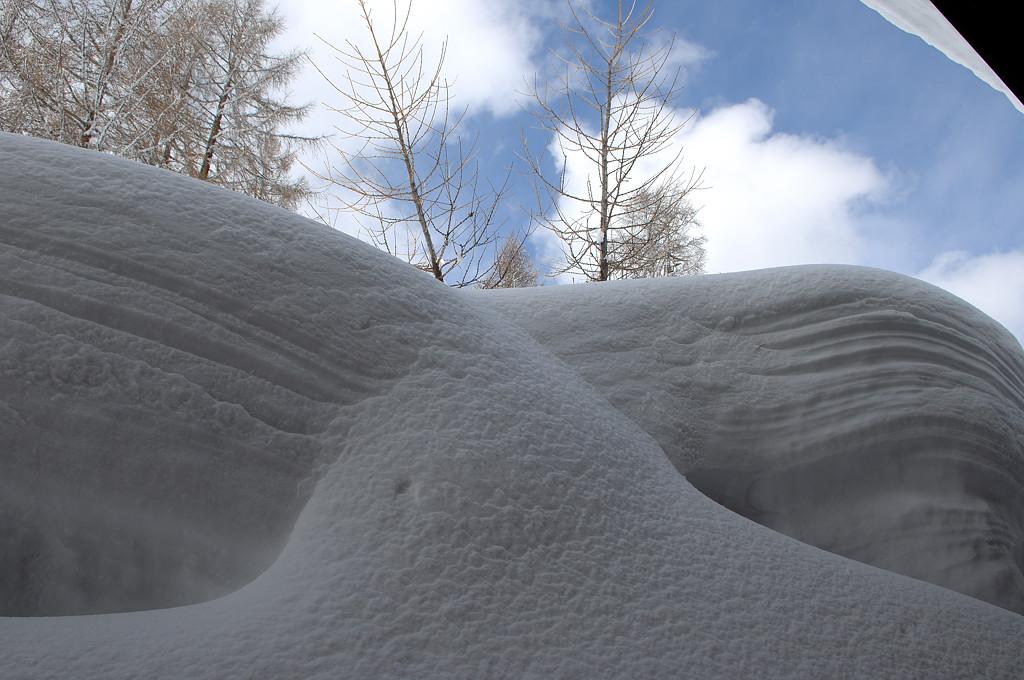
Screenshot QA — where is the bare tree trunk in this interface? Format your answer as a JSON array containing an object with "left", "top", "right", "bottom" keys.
[
  {"left": 81, "top": 0, "right": 135, "bottom": 148},
  {"left": 403, "top": 151, "right": 444, "bottom": 281},
  {"left": 198, "top": 78, "right": 230, "bottom": 180},
  {"left": 599, "top": 57, "right": 615, "bottom": 281},
  {"left": 376, "top": 36, "right": 443, "bottom": 281}
]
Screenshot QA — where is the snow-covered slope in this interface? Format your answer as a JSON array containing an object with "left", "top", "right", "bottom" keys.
[
  {"left": 474, "top": 268, "right": 1024, "bottom": 614},
  {"left": 1, "top": 132, "right": 1023, "bottom": 678}
]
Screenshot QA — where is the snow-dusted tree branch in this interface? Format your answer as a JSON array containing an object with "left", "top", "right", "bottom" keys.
[
  {"left": 311, "top": 0, "right": 509, "bottom": 287},
  {"left": 183, "top": 0, "right": 315, "bottom": 209},
  {"left": 0, "top": 0, "right": 182, "bottom": 151},
  {"left": 522, "top": 0, "right": 704, "bottom": 281},
  {"left": 0, "top": 0, "right": 313, "bottom": 209}
]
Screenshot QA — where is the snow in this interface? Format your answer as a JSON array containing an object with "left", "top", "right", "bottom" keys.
[
  {"left": 472, "top": 267, "right": 1024, "bottom": 614},
  {"left": 1, "top": 131, "right": 1023, "bottom": 677},
  {"left": 861, "top": 0, "right": 1024, "bottom": 114}
]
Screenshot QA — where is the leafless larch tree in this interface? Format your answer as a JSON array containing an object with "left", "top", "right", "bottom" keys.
[
  {"left": 0, "top": 0, "right": 313, "bottom": 209},
  {"left": 522, "top": 0, "right": 705, "bottom": 281},
  {"left": 480, "top": 234, "right": 541, "bottom": 289},
  {"left": 312, "top": 0, "right": 512, "bottom": 287}
]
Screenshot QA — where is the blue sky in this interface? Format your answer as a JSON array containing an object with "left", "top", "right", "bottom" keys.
[
  {"left": 673, "top": 0, "right": 1024, "bottom": 265},
  {"left": 278, "top": 0, "right": 1024, "bottom": 341}
]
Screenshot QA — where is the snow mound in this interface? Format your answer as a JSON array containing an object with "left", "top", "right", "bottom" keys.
[
  {"left": 1, "top": 132, "right": 1023, "bottom": 677},
  {"left": 0, "top": 134, "right": 407, "bottom": 614},
  {"left": 475, "top": 269, "right": 1024, "bottom": 614}
]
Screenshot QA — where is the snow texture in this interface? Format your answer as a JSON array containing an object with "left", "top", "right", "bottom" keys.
[
  {"left": 473, "top": 268, "right": 1024, "bottom": 614},
  {"left": 1, "top": 132, "right": 1023, "bottom": 678}
]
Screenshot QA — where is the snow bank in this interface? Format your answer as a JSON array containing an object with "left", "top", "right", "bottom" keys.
[
  {"left": 1, "top": 132, "right": 1022, "bottom": 677},
  {"left": 474, "top": 267, "right": 1024, "bottom": 614}
]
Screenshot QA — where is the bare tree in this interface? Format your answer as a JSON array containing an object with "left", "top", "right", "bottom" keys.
[
  {"left": 312, "top": 0, "right": 509, "bottom": 287},
  {"left": 0, "top": 0, "right": 187, "bottom": 152},
  {"left": 480, "top": 235, "right": 540, "bottom": 289},
  {"left": 0, "top": 0, "right": 313, "bottom": 209},
  {"left": 606, "top": 182, "right": 705, "bottom": 278},
  {"left": 522, "top": 0, "right": 703, "bottom": 281},
  {"left": 181, "top": 0, "right": 314, "bottom": 209}
]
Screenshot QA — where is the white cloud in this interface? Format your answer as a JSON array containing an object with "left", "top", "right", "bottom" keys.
[
  {"left": 279, "top": 0, "right": 545, "bottom": 128},
  {"left": 676, "top": 99, "right": 889, "bottom": 273},
  {"left": 404, "top": 0, "right": 546, "bottom": 116},
  {"left": 278, "top": 0, "right": 556, "bottom": 228},
  {"left": 646, "top": 32, "right": 712, "bottom": 82},
  {"left": 917, "top": 250, "right": 1024, "bottom": 344}
]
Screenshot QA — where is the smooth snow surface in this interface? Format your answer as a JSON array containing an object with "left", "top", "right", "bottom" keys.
[{"left": 2, "top": 132, "right": 1023, "bottom": 677}]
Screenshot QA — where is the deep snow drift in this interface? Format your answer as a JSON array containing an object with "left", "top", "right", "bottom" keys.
[
  {"left": 1, "top": 132, "right": 1023, "bottom": 677},
  {"left": 474, "top": 268, "right": 1024, "bottom": 613}
]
